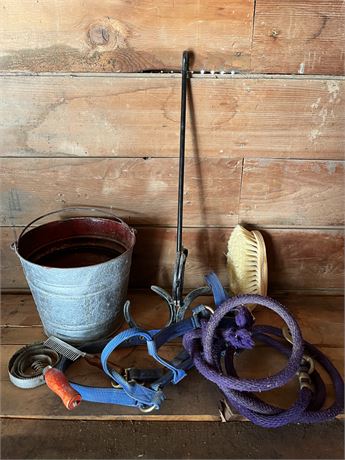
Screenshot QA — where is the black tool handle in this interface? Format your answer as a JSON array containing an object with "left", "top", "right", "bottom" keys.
[{"left": 176, "top": 51, "right": 189, "bottom": 253}]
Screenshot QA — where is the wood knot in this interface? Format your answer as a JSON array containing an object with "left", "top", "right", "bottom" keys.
[
  {"left": 270, "top": 29, "right": 281, "bottom": 39},
  {"left": 86, "top": 19, "right": 129, "bottom": 50},
  {"left": 88, "top": 25, "right": 110, "bottom": 46}
]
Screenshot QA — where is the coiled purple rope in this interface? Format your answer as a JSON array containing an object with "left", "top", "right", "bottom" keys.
[{"left": 183, "top": 294, "right": 344, "bottom": 428}]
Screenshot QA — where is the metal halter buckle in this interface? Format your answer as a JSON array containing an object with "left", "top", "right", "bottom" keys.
[
  {"left": 282, "top": 327, "right": 315, "bottom": 391},
  {"left": 297, "top": 358, "right": 314, "bottom": 391},
  {"left": 297, "top": 369, "right": 314, "bottom": 391},
  {"left": 110, "top": 368, "right": 132, "bottom": 389},
  {"left": 297, "top": 355, "right": 315, "bottom": 391}
]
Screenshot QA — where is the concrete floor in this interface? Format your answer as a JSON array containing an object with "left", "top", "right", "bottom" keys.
[{"left": 1, "top": 419, "right": 344, "bottom": 459}]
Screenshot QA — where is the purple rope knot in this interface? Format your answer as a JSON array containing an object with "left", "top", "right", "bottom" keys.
[
  {"left": 220, "top": 306, "right": 254, "bottom": 350},
  {"left": 222, "top": 327, "right": 254, "bottom": 350},
  {"left": 235, "top": 306, "right": 254, "bottom": 328}
]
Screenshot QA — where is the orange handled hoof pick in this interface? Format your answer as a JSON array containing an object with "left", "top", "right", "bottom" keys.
[{"left": 44, "top": 366, "right": 81, "bottom": 410}]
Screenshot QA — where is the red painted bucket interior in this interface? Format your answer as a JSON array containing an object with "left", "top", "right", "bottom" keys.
[{"left": 17, "top": 217, "right": 135, "bottom": 269}]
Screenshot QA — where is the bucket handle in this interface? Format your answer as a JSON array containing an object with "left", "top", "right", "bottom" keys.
[{"left": 12, "top": 207, "right": 133, "bottom": 252}]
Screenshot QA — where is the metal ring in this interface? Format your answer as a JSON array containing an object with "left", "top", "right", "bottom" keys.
[
  {"left": 283, "top": 327, "right": 315, "bottom": 376},
  {"left": 204, "top": 305, "right": 215, "bottom": 315},
  {"left": 139, "top": 404, "right": 156, "bottom": 413},
  {"left": 282, "top": 326, "right": 293, "bottom": 344},
  {"left": 110, "top": 380, "right": 122, "bottom": 389},
  {"left": 301, "top": 355, "right": 315, "bottom": 375}
]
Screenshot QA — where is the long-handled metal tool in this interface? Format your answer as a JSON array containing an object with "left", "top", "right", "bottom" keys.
[{"left": 125, "top": 51, "right": 210, "bottom": 327}]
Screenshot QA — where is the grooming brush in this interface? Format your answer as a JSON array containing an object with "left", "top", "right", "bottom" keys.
[
  {"left": 226, "top": 224, "right": 268, "bottom": 310},
  {"left": 44, "top": 336, "right": 123, "bottom": 373}
]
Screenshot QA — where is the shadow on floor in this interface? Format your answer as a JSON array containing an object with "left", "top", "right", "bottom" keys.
[{"left": 1, "top": 419, "right": 344, "bottom": 459}]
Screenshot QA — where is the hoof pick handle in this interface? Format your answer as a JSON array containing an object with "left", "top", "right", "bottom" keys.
[{"left": 44, "top": 366, "right": 81, "bottom": 410}]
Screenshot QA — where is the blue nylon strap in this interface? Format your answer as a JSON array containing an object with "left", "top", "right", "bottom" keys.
[
  {"left": 116, "top": 330, "right": 160, "bottom": 348},
  {"left": 153, "top": 316, "right": 200, "bottom": 348},
  {"left": 69, "top": 383, "right": 165, "bottom": 408},
  {"left": 65, "top": 281, "right": 227, "bottom": 411},
  {"left": 146, "top": 340, "right": 186, "bottom": 383},
  {"left": 98, "top": 274, "right": 228, "bottom": 399},
  {"left": 77, "top": 316, "right": 203, "bottom": 409},
  {"left": 100, "top": 329, "right": 164, "bottom": 407},
  {"left": 101, "top": 324, "right": 195, "bottom": 387},
  {"left": 205, "top": 272, "right": 229, "bottom": 306},
  {"left": 65, "top": 316, "right": 201, "bottom": 410},
  {"left": 150, "top": 350, "right": 193, "bottom": 390}
]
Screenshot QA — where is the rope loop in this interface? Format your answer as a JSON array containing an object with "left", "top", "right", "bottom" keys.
[
  {"left": 184, "top": 294, "right": 304, "bottom": 392},
  {"left": 183, "top": 294, "right": 344, "bottom": 427}
]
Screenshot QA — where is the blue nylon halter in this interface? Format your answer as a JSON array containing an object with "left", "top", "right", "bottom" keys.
[
  {"left": 58, "top": 274, "right": 227, "bottom": 411},
  {"left": 62, "top": 305, "right": 212, "bottom": 411}
]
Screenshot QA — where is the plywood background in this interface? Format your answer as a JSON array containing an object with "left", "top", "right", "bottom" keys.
[{"left": 0, "top": 0, "right": 344, "bottom": 293}]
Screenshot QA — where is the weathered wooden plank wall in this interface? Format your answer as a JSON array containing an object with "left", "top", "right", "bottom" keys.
[
  {"left": 0, "top": 0, "right": 344, "bottom": 74},
  {"left": 2, "top": 227, "right": 343, "bottom": 290},
  {"left": 252, "top": 0, "right": 345, "bottom": 75},
  {"left": 0, "top": 0, "right": 344, "bottom": 292},
  {"left": 1, "top": 158, "right": 343, "bottom": 227},
  {"left": 0, "top": 77, "right": 344, "bottom": 158}
]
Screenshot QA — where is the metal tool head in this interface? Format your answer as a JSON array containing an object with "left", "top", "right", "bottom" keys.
[{"left": 44, "top": 336, "right": 86, "bottom": 361}]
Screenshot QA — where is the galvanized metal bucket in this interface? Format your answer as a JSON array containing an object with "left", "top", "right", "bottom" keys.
[{"left": 12, "top": 207, "right": 136, "bottom": 343}]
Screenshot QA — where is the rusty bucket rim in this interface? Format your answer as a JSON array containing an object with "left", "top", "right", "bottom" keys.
[{"left": 12, "top": 215, "right": 136, "bottom": 271}]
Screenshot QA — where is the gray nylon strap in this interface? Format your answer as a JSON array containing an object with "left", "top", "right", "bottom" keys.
[
  {"left": 9, "top": 369, "right": 46, "bottom": 389},
  {"left": 8, "top": 343, "right": 61, "bottom": 389}
]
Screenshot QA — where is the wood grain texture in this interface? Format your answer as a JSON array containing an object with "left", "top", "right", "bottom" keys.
[
  {"left": 240, "top": 159, "right": 344, "bottom": 226},
  {"left": 1, "top": 76, "right": 344, "bottom": 159},
  {"left": 1, "top": 158, "right": 343, "bottom": 227},
  {"left": 1, "top": 0, "right": 344, "bottom": 75},
  {"left": 0, "top": 0, "right": 253, "bottom": 72},
  {"left": 132, "top": 227, "right": 344, "bottom": 290},
  {"left": 2, "top": 293, "right": 343, "bottom": 348},
  {"left": 252, "top": 0, "right": 345, "bottom": 75},
  {"left": 0, "top": 157, "right": 241, "bottom": 226},
  {"left": 2, "top": 227, "right": 343, "bottom": 290}
]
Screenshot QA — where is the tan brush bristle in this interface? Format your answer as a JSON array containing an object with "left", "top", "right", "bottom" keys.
[{"left": 226, "top": 225, "right": 268, "bottom": 311}]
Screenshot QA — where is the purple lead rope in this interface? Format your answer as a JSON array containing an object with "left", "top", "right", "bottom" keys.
[{"left": 183, "top": 294, "right": 344, "bottom": 428}]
